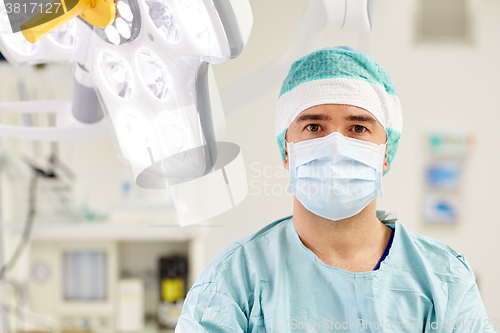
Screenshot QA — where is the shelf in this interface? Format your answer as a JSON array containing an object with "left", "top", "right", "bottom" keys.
[{"left": 6, "top": 220, "right": 210, "bottom": 241}]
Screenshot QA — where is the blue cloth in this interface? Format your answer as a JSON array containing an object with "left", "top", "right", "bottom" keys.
[
  {"left": 176, "top": 216, "right": 495, "bottom": 333},
  {"left": 373, "top": 227, "right": 394, "bottom": 271}
]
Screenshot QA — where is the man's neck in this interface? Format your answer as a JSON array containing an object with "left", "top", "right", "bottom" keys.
[{"left": 292, "top": 198, "right": 393, "bottom": 272}]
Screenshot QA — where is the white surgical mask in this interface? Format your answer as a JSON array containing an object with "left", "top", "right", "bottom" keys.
[{"left": 286, "top": 131, "right": 386, "bottom": 221}]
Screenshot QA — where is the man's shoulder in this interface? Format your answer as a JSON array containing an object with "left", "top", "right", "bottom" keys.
[
  {"left": 406, "top": 227, "right": 459, "bottom": 255},
  {"left": 194, "top": 215, "right": 293, "bottom": 283},
  {"left": 398, "top": 221, "right": 476, "bottom": 283},
  {"left": 236, "top": 214, "right": 293, "bottom": 246}
]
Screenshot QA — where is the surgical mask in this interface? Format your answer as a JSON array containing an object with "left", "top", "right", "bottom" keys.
[{"left": 286, "top": 131, "right": 386, "bottom": 221}]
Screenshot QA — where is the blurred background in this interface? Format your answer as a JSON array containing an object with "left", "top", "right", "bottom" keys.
[{"left": 0, "top": 0, "right": 499, "bottom": 332}]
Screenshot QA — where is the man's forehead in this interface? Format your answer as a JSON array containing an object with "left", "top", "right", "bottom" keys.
[{"left": 293, "top": 104, "right": 379, "bottom": 123}]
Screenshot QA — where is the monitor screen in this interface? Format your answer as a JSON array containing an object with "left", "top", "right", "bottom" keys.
[{"left": 63, "top": 251, "right": 107, "bottom": 301}]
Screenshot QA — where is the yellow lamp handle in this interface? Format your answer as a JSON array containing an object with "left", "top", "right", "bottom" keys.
[{"left": 21, "top": 0, "right": 91, "bottom": 43}]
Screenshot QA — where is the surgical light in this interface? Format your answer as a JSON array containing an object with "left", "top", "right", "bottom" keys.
[
  {"left": 145, "top": 0, "right": 180, "bottom": 44},
  {"left": 1, "top": 0, "right": 254, "bottom": 226},
  {"left": 2, "top": 31, "right": 38, "bottom": 56},
  {"left": 0, "top": 15, "right": 109, "bottom": 141},
  {"left": 115, "top": 18, "right": 132, "bottom": 39},
  {"left": 98, "top": 49, "right": 135, "bottom": 99},
  {"left": 95, "top": 0, "right": 139, "bottom": 45},
  {"left": 104, "top": 25, "right": 121, "bottom": 45},
  {"left": 117, "top": 1, "right": 134, "bottom": 22},
  {"left": 16, "top": 0, "right": 116, "bottom": 44},
  {"left": 135, "top": 48, "right": 172, "bottom": 101},
  {"left": 155, "top": 110, "right": 191, "bottom": 156},
  {"left": 0, "top": 12, "right": 38, "bottom": 56},
  {"left": 176, "top": 0, "right": 226, "bottom": 61},
  {"left": 47, "top": 19, "right": 78, "bottom": 48},
  {"left": 0, "top": 0, "right": 82, "bottom": 65},
  {"left": 116, "top": 111, "right": 153, "bottom": 163}
]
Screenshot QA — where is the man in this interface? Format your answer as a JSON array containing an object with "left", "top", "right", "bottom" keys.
[{"left": 175, "top": 47, "right": 495, "bottom": 332}]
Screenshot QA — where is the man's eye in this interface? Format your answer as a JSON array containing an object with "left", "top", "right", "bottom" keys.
[
  {"left": 306, "top": 124, "right": 321, "bottom": 132},
  {"left": 352, "top": 125, "right": 367, "bottom": 134}
]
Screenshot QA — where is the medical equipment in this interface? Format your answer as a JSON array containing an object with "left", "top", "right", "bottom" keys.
[
  {"left": 117, "top": 279, "right": 144, "bottom": 333},
  {"left": 426, "top": 161, "right": 463, "bottom": 191},
  {"left": 0, "top": 0, "right": 253, "bottom": 226},
  {"left": 423, "top": 132, "right": 474, "bottom": 225},
  {"left": 416, "top": 0, "right": 472, "bottom": 43},
  {"left": 28, "top": 240, "right": 118, "bottom": 333},
  {"left": 423, "top": 194, "right": 460, "bottom": 224},
  {"left": 0, "top": 149, "right": 81, "bottom": 281},
  {"left": 157, "top": 256, "right": 187, "bottom": 328},
  {"left": 0, "top": 280, "right": 60, "bottom": 333},
  {"left": 158, "top": 256, "right": 186, "bottom": 327},
  {"left": 25, "top": 236, "right": 201, "bottom": 333},
  {"left": 159, "top": 256, "right": 187, "bottom": 303},
  {"left": 0, "top": 17, "right": 112, "bottom": 141}
]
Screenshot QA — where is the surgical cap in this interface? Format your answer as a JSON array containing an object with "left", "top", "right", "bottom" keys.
[{"left": 275, "top": 46, "right": 403, "bottom": 174}]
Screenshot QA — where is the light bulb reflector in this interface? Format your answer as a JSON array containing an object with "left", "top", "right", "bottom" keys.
[
  {"left": 105, "top": 25, "right": 120, "bottom": 45},
  {"left": 48, "top": 18, "right": 78, "bottom": 48},
  {"left": 2, "top": 33, "right": 39, "bottom": 56},
  {"left": 136, "top": 48, "right": 172, "bottom": 101},
  {"left": 0, "top": 14, "right": 38, "bottom": 56},
  {"left": 116, "top": 110, "right": 154, "bottom": 164},
  {"left": 115, "top": 18, "right": 131, "bottom": 39},
  {"left": 117, "top": 1, "right": 134, "bottom": 21},
  {"left": 156, "top": 111, "right": 189, "bottom": 156},
  {"left": 145, "top": 0, "right": 180, "bottom": 44},
  {"left": 98, "top": 49, "right": 135, "bottom": 99},
  {"left": 176, "top": 0, "right": 225, "bottom": 61}
]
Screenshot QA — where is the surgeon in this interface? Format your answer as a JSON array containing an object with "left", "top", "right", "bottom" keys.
[{"left": 175, "top": 47, "right": 496, "bottom": 332}]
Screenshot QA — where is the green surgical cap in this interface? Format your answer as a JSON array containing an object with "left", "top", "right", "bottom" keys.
[{"left": 275, "top": 46, "right": 403, "bottom": 174}]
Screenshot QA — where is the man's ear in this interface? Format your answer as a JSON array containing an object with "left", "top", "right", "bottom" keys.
[{"left": 382, "top": 147, "right": 389, "bottom": 174}]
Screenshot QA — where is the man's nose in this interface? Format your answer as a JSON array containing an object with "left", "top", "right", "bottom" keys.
[{"left": 325, "top": 128, "right": 349, "bottom": 138}]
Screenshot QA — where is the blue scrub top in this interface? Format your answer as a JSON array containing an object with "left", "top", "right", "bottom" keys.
[
  {"left": 176, "top": 216, "right": 495, "bottom": 333},
  {"left": 373, "top": 227, "right": 394, "bottom": 271}
]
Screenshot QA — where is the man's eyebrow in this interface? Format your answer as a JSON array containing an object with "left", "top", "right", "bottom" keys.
[
  {"left": 294, "top": 114, "right": 332, "bottom": 123},
  {"left": 345, "top": 115, "right": 377, "bottom": 124}
]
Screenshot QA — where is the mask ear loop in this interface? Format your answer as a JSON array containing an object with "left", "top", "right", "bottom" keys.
[
  {"left": 377, "top": 131, "right": 389, "bottom": 196},
  {"left": 285, "top": 139, "right": 296, "bottom": 194},
  {"left": 382, "top": 132, "right": 389, "bottom": 167}
]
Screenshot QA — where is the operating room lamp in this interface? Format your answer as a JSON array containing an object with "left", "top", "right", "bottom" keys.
[
  {"left": 0, "top": 0, "right": 374, "bottom": 226},
  {"left": 0, "top": 0, "right": 253, "bottom": 226}
]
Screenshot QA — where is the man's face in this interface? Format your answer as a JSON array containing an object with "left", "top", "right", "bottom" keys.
[{"left": 283, "top": 104, "right": 389, "bottom": 173}]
